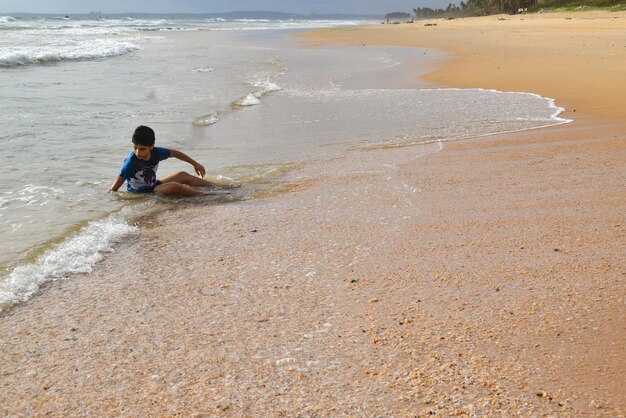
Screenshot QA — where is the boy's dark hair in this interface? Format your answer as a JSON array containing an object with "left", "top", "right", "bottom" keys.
[{"left": 132, "top": 125, "right": 155, "bottom": 146}]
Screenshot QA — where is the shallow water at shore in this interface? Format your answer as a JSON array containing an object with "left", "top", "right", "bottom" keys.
[{"left": 0, "top": 22, "right": 569, "bottom": 313}]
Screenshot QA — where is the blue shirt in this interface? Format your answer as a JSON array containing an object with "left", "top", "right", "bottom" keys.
[{"left": 119, "top": 147, "right": 170, "bottom": 192}]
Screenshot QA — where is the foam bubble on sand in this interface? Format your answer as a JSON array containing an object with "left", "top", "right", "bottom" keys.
[{"left": 0, "top": 214, "right": 138, "bottom": 312}]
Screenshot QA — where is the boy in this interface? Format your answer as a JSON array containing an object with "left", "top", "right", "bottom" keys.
[{"left": 109, "top": 125, "right": 221, "bottom": 197}]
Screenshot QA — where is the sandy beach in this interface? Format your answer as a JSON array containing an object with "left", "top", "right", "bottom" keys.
[
  {"left": 298, "top": 11, "right": 626, "bottom": 121},
  {"left": 1, "top": 11, "right": 625, "bottom": 416}
]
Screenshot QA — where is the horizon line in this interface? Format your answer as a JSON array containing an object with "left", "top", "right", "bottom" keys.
[{"left": 0, "top": 10, "right": 387, "bottom": 17}]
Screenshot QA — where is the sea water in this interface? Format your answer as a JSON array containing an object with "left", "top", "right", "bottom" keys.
[{"left": 0, "top": 16, "right": 570, "bottom": 312}]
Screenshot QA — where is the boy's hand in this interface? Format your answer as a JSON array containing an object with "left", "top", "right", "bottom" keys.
[
  {"left": 193, "top": 162, "right": 206, "bottom": 178},
  {"left": 170, "top": 150, "right": 206, "bottom": 178}
]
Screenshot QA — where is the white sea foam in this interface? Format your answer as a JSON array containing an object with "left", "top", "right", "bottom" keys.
[
  {"left": 212, "top": 19, "right": 369, "bottom": 31},
  {"left": 193, "top": 111, "right": 221, "bottom": 126},
  {"left": 402, "top": 89, "right": 572, "bottom": 144},
  {"left": 0, "top": 214, "right": 138, "bottom": 312},
  {"left": 233, "top": 80, "right": 282, "bottom": 107},
  {"left": 195, "top": 80, "right": 282, "bottom": 126},
  {"left": 255, "top": 79, "right": 282, "bottom": 93},
  {"left": 0, "top": 16, "right": 373, "bottom": 33},
  {"left": 212, "top": 175, "right": 240, "bottom": 188},
  {"left": 380, "top": 56, "right": 402, "bottom": 67},
  {"left": 436, "top": 88, "right": 572, "bottom": 127},
  {"left": 0, "top": 39, "right": 140, "bottom": 67},
  {"left": 237, "top": 93, "right": 262, "bottom": 107},
  {"left": 191, "top": 66, "right": 214, "bottom": 73},
  {"left": 0, "top": 185, "right": 65, "bottom": 211}
]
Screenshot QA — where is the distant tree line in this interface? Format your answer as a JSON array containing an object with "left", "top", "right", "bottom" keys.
[
  {"left": 384, "top": 12, "right": 413, "bottom": 21},
  {"left": 413, "top": 0, "right": 539, "bottom": 18}
]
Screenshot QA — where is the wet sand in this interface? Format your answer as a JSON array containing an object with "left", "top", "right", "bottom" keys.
[{"left": 1, "top": 12, "right": 625, "bottom": 416}]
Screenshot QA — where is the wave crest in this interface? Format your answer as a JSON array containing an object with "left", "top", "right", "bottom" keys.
[
  {"left": 0, "top": 39, "right": 140, "bottom": 67},
  {"left": 0, "top": 215, "right": 138, "bottom": 313}
]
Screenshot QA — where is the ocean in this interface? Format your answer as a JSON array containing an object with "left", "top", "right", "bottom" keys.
[{"left": 0, "top": 15, "right": 570, "bottom": 313}]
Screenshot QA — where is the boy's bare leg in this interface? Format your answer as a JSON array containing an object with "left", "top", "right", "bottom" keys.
[
  {"left": 154, "top": 182, "right": 207, "bottom": 197},
  {"left": 159, "top": 171, "right": 216, "bottom": 188}
]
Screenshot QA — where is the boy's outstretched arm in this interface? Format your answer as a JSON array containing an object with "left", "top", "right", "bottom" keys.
[
  {"left": 109, "top": 176, "right": 125, "bottom": 192},
  {"left": 170, "top": 149, "right": 206, "bottom": 178}
]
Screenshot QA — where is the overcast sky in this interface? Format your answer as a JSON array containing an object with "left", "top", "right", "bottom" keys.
[{"left": 0, "top": 0, "right": 453, "bottom": 15}]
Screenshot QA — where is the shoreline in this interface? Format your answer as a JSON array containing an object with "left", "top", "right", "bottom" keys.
[
  {"left": 1, "top": 12, "right": 624, "bottom": 416},
  {"left": 296, "top": 10, "right": 626, "bottom": 121}
]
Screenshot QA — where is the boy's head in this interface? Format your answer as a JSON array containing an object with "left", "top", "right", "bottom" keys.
[
  {"left": 132, "top": 125, "right": 155, "bottom": 146},
  {"left": 132, "top": 125, "right": 155, "bottom": 161}
]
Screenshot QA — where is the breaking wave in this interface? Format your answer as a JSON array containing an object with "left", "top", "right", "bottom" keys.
[
  {"left": 0, "top": 39, "right": 140, "bottom": 67},
  {"left": 0, "top": 214, "right": 138, "bottom": 313}
]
